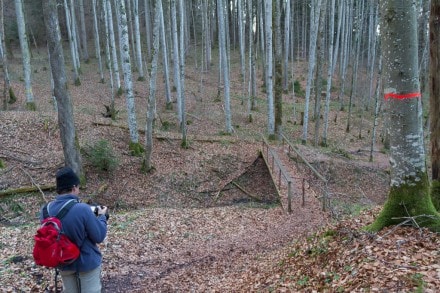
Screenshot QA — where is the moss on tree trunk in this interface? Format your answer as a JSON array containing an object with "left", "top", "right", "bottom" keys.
[
  {"left": 430, "top": 180, "right": 440, "bottom": 212},
  {"left": 366, "top": 175, "right": 440, "bottom": 232}
]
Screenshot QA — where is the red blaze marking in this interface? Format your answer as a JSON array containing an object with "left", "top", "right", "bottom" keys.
[{"left": 384, "top": 92, "right": 421, "bottom": 100}]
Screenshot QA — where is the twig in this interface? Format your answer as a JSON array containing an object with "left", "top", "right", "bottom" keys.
[
  {"left": 231, "top": 181, "right": 263, "bottom": 202},
  {"left": 18, "top": 166, "right": 48, "bottom": 202}
]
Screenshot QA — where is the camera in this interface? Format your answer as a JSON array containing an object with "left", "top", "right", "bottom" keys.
[
  {"left": 90, "top": 205, "right": 102, "bottom": 216},
  {"left": 89, "top": 204, "right": 109, "bottom": 220}
]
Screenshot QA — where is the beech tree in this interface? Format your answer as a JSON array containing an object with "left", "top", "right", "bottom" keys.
[
  {"left": 63, "top": 0, "right": 81, "bottom": 85},
  {"left": 15, "top": 0, "right": 35, "bottom": 110},
  {"left": 92, "top": 0, "right": 104, "bottom": 83},
  {"left": 106, "top": 0, "right": 122, "bottom": 93},
  {"left": 143, "top": 0, "right": 161, "bottom": 172},
  {"left": 170, "top": 0, "right": 182, "bottom": 125},
  {"left": 158, "top": 0, "right": 171, "bottom": 108},
  {"left": 42, "top": 0, "right": 83, "bottom": 176},
  {"left": 0, "top": 0, "right": 13, "bottom": 109},
  {"left": 302, "top": 0, "right": 322, "bottom": 144},
  {"left": 132, "top": 0, "right": 145, "bottom": 81},
  {"left": 218, "top": 0, "right": 232, "bottom": 134},
  {"left": 78, "top": 0, "right": 89, "bottom": 62},
  {"left": 115, "top": 0, "right": 142, "bottom": 155},
  {"left": 179, "top": 0, "right": 188, "bottom": 146},
  {"left": 430, "top": 0, "right": 440, "bottom": 211},
  {"left": 265, "top": 0, "right": 274, "bottom": 136},
  {"left": 367, "top": 0, "right": 439, "bottom": 232},
  {"left": 274, "top": 0, "right": 282, "bottom": 138}
]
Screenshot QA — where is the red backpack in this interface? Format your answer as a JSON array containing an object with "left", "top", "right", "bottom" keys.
[{"left": 33, "top": 199, "right": 80, "bottom": 268}]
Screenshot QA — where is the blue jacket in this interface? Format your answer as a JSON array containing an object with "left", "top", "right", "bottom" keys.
[{"left": 39, "top": 194, "right": 108, "bottom": 272}]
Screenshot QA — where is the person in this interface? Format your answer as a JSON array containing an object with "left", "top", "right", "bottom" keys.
[{"left": 40, "top": 166, "right": 108, "bottom": 293}]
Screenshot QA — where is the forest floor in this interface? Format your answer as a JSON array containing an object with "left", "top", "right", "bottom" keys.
[{"left": 1, "top": 50, "right": 440, "bottom": 292}]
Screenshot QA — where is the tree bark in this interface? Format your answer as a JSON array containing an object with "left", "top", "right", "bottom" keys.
[
  {"left": 115, "top": 0, "right": 141, "bottom": 153},
  {"left": 430, "top": 0, "right": 440, "bottom": 211},
  {"left": 368, "top": 0, "right": 439, "bottom": 232},
  {"left": 42, "top": 0, "right": 83, "bottom": 177},
  {"left": 265, "top": 0, "right": 274, "bottom": 136},
  {"left": 15, "top": 0, "right": 35, "bottom": 109},
  {"left": 217, "top": 0, "right": 232, "bottom": 134},
  {"left": 143, "top": 0, "right": 160, "bottom": 172}
]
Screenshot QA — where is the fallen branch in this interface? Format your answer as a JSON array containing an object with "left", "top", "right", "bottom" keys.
[
  {"left": 231, "top": 181, "right": 263, "bottom": 202},
  {"left": 0, "top": 184, "right": 56, "bottom": 197},
  {"left": 18, "top": 166, "right": 48, "bottom": 202}
]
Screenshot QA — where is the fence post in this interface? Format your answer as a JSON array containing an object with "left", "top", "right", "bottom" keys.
[
  {"left": 302, "top": 178, "right": 305, "bottom": 207},
  {"left": 278, "top": 169, "right": 281, "bottom": 188},
  {"left": 288, "top": 181, "right": 292, "bottom": 214}
]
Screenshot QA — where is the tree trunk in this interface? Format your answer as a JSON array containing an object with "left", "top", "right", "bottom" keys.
[
  {"left": 42, "top": 0, "right": 83, "bottom": 177},
  {"left": 79, "top": 0, "right": 89, "bottom": 62},
  {"left": 313, "top": 0, "right": 327, "bottom": 146},
  {"left": 92, "top": 0, "right": 104, "bottom": 83},
  {"left": 265, "top": 0, "right": 274, "bottom": 136},
  {"left": 282, "top": 0, "right": 291, "bottom": 92},
  {"left": 217, "top": 0, "right": 232, "bottom": 134},
  {"left": 15, "top": 0, "right": 35, "bottom": 110},
  {"left": 103, "top": 0, "right": 116, "bottom": 117},
  {"left": 302, "top": 0, "right": 322, "bottom": 144},
  {"left": 430, "top": 0, "right": 440, "bottom": 211},
  {"left": 247, "top": 0, "right": 256, "bottom": 121},
  {"left": 144, "top": 0, "right": 152, "bottom": 59},
  {"left": 107, "top": 0, "right": 121, "bottom": 92},
  {"left": 368, "top": 0, "right": 439, "bottom": 232},
  {"left": 64, "top": 0, "right": 81, "bottom": 85},
  {"left": 170, "top": 0, "right": 182, "bottom": 125},
  {"left": 132, "top": 0, "right": 145, "bottom": 80},
  {"left": 69, "top": 0, "right": 82, "bottom": 71},
  {"left": 158, "top": 0, "right": 171, "bottom": 108},
  {"left": 274, "top": 0, "right": 283, "bottom": 139},
  {"left": 178, "top": 0, "right": 188, "bottom": 146},
  {"left": 0, "top": 0, "right": 12, "bottom": 110},
  {"left": 115, "top": 0, "right": 141, "bottom": 154},
  {"left": 322, "top": 0, "right": 336, "bottom": 147},
  {"left": 143, "top": 0, "right": 161, "bottom": 172}
]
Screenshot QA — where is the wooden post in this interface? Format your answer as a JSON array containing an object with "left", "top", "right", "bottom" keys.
[
  {"left": 302, "top": 178, "right": 305, "bottom": 207},
  {"left": 278, "top": 169, "right": 281, "bottom": 188},
  {"left": 287, "top": 181, "right": 292, "bottom": 213}
]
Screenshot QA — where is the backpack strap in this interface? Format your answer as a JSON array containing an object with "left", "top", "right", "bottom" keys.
[
  {"left": 43, "top": 199, "right": 78, "bottom": 220},
  {"left": 56, "top": 199, "right": 78, "bottom": 220}
]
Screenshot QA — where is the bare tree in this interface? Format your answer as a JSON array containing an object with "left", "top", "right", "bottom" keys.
[
  {"left": 115, "top": 0, "right": 142, "bottom": 155},
  {"left": 158, "top": 0, "right": 171, "bottom": 108},
  {"left": 106, "top": 0, "right": 121, "bottom": 93},
  {"left": 0, "top": 0, "right": 13, "bottom": 110},
  {"left": 63, "top": 0, "right": 81, "bottom": 85},
  {"left": 178, "top": 0, "right": 188, "bottom": 146},
  {"left": 367, "top": 0, "right": 439, "bottom": 232},
  {"left": 302, "top": 0, "right": 322, "bottom": 144},
  {"left": 92, "top": 0, "right": 104, "bottom": 83},
  {"left": 265, "top": 0, "right": 274, "bottom": 136},
  {"left": 217, "top": 0, "right": 232, "bottom": 134},
  {"left": 43, "top": 0, "right": 83, "bottom": 176},
  {"left": 430, "top": 0, "right": 440, "bottom": 211},
  {"left": 322, "top": 0, "right": 336, "bottom": 147},
  {"left": 79, "top": 0, "right": 89, "bottom": 62},
  {"left": 274, "top": 0, "right": 283, "bottom": 138},
  {"left": 132, "top": 0, "right": 145, "bottom": 81},
  {"left": 170, "top": 0, "right": 182, "bottom": 126},
  {"left": 143, "top": 0, "right": 161, "bottom": 172},
  {"left": 15, "top": 0, "right": 35, "bottom": 110}
]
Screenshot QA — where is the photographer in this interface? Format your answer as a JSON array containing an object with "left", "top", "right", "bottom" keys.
[{"left": 40, "top": 166, "right": 108, "bottom": 293}]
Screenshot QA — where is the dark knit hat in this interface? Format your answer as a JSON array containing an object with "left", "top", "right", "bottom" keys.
[{"left": 56, "top": 167, "right": 80, "bottom": 193}]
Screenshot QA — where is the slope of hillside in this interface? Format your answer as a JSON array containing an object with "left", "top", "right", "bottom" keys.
[{"left": 2, "top": 52, "right": 437, "bottom": 292}]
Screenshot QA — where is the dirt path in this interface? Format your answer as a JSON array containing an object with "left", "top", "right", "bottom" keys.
[{"left": 102, "top": 202, "right": 328, "bottom": 292}]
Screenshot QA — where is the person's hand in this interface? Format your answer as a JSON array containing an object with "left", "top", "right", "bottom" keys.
[{"left": 97, "top": 206, "right": 108, "bottom": 216}]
